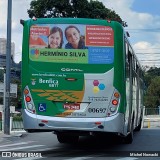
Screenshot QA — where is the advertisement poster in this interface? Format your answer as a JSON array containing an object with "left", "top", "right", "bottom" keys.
[{"left": 29, "top": 24, "right": 114, "bottom": 64}]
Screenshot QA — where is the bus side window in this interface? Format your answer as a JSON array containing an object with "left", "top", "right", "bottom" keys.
[
  {"left": 125, "top": 39, "right": 129, "bottom": 63},
  {"left": 125, "top": 40, "right": 129, "bottom": 78}
]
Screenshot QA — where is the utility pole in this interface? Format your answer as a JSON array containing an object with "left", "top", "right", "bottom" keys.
[{"left": 4, "top": 0, "right": 12, "bottom": 135}]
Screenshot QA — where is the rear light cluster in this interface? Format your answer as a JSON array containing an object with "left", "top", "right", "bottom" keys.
[
  {"left": 107, "top": 89, "right": 120, "bottom": 116},
  {"left": 24, "top": 86, "right": 36, "bottom": 114}
]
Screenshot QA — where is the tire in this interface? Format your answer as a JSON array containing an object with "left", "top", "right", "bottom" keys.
[
  {"left": 124, "top": 120, "right": 134, "bottom": 144},
  {"left": 135, "top": 119, "right": 142, "bottom": 131},
  {"left": 124, "top": 130, "right": 133, "bottom": 144},
  {"left": 57, "top": 133, "right": 79, "bottom": 144}
]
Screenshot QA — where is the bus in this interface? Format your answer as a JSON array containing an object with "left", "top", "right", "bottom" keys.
[{"left": 21, "top": 18, "right": 144, "bottom": 144}]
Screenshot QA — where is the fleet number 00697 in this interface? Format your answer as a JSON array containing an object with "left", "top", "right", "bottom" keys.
[{"left": 88, "top": 108, "right": 106, "bottom": 113}]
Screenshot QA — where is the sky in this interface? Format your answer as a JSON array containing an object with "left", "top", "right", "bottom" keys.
[{"left": 0, "top": 0, "right": 160, "bottom": 67}]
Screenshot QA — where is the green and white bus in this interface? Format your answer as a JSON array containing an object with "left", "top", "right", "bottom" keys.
[{"left": 21, "top": 18, "right": 144, "bottom": 144}]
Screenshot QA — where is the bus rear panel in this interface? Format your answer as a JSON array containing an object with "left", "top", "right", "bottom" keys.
[{"left": 21, "top": 18, "right": 142, "bottom": 143}]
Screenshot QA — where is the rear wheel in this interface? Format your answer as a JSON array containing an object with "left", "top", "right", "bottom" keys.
[
  {"left": 124, "top": 120, "right": 134, "bottom": 144},
  {"left": 57, "top": 133, "right": 79, "bottom": 144},
  {"left": 136, "top": 121, "right": 142, "bottom": 131},
  {"left": 124, "top": 130, "right": 133, "bottom": 144},
  {"left": 135, "top": 118, "right": 142, "bottom": 131}
]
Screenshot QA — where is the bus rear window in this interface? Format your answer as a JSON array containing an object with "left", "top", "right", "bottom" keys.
[{"left": 29, "top": 24, "right": 114, "bottom": 64}]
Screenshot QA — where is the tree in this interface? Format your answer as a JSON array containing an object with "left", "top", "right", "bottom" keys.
[
  {"left": 144, "top": 67, "right": 160, "bottom": 88},
  {"left": 27, "top": 0, "right": 122, "bottom": 24},
  {"left": 144, "top": 67, "right": 160, "bottom": 108},
  {"left": 144, "top": 76, "right": 160, "bottom": 108}
]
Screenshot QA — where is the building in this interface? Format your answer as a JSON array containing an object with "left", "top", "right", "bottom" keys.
[
  {"left": 0, "top": 54, "right": 21, "bottom": 80},
  {"left": 0, "top": 38, "right": 15, "bottom": 56},
  {"left": 0, "top": 38, "right": 15, "bottom": 68},
  {"left": 0, "top": 38, "right": 20, "bottom": 79}
]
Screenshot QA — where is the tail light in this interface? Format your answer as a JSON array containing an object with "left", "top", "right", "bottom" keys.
[
  {"left": 24, "top": 86, "right": 36, "bottom": 114},
  {"left": 25, "top": 96, "right": 31, "bottom": 102},
  {"left": 112, "top": 99, "right": 118, "bottom": 105},
  {"left": 107, "top": 89, "right": 120, "bottom": 116}
]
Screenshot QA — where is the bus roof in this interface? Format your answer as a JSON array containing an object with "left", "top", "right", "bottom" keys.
[{"left": 21, "top": 17, "right": 123, "bottom": 29}]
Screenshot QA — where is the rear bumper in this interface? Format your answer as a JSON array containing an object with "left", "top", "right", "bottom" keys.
[{"left": 22, "top": 109, "right": 125, "bottom": 135}]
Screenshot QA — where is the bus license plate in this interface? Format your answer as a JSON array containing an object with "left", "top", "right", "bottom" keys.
[{"left": 63, "top": 103, "right": 80, "bottom": 110}]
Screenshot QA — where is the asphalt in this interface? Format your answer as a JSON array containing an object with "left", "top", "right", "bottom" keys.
[{"left": 0, "top": 116, "right": 159, "bottom": 140}]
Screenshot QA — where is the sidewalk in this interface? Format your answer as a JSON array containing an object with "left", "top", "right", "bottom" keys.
[
  {"left": 143, "top": 115, "right": 160, "bottom": 128},
  {"left": 0, "top": 130, "right": 26, "bottom": 142}
]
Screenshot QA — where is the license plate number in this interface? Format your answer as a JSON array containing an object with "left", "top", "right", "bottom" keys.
[{"left": 63, "top": 103, "right": 80, "bottom": 110}]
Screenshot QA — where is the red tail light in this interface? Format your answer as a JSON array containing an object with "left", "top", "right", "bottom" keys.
[
  {"left": 24, "top": 86, "right": 36, "bottom": 114},
  {"left": 25, "top": 96, "right": 31, "bottom": 102},
  {"left": 112, "top": 99, "right": 118, "bottom": 105}
]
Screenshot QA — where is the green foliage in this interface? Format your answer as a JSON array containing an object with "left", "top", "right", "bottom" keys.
[
  {"left": 144, "top": 67, "right": 160, "bottom": 108},
  {"left": 147, "top": 67, "right": 160, "bottom": 76},
  {"left": 144, "top": 67, "right": 160, "bottom": 88},
  {"left": 0, "top": 69, "right": 3, "bottom": 82},
  {"left": 27, "top": 0, "right": 122, "bottom": 24},
  {"left": 13, "top": 114, "right": 23, "bottom": 121}
]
